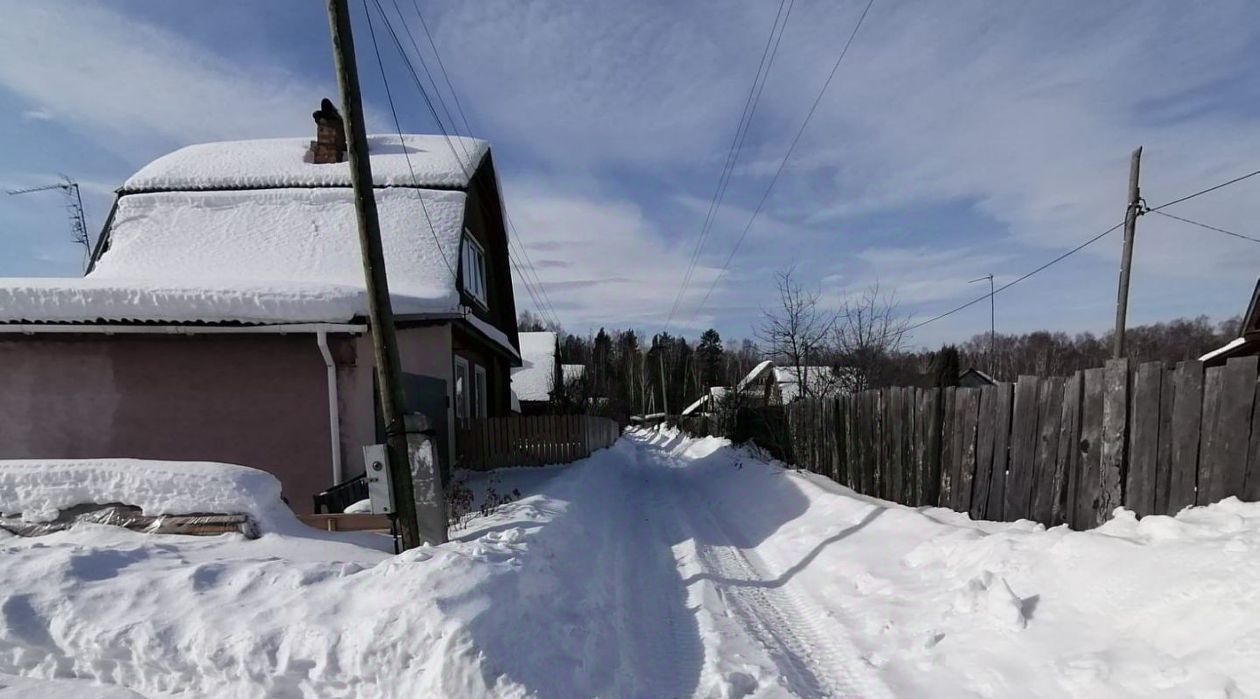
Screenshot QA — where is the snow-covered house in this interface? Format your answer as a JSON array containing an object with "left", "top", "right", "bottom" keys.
[
  {"left": 735, "top": 360, "right": 853, "bottom": 404},
  {"left": 1201, "top": 278, "right": 1260, "bottom": 367},
  {"left": 511, "top": 331, "right": 559, "bottom": 414},
  {"left": 0, "top": 115, "right": 521, "bottom": 512}
]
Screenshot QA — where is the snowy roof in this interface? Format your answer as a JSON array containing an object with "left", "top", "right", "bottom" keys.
[
  {"left": 773, "top": 366, "right": 848, "bottom": 402},
  {"left": 0, "top": 187, "right": 466, "bottom": 324},
  {"left": 122, "top": 135, "right": 488, "bottom": 192},
  {"left": 561, "top": 364, "right": 586, "bottom": 383},
  {"left": 1200, "top": 336, "right": 1248, "bottom": 363},
  {"left": 511, "top": 332, "right": 557, "bottom": 401},
  {"left": 734, "top": 361, "right": 851, "bottom": 402},
  {"left": 681, "top": 386, "right": 729, "bottom": 416}
]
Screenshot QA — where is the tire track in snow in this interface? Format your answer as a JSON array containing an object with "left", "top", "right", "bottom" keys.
[
  {"left": 609, "top": 455, "right": 703, "bottom": 699},
  {"left": 633, "top": 436, "right": 891, "bottom": 699}
]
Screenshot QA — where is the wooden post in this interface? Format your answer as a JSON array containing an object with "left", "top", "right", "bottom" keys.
[
  {"left": 1113, "top": 146, "right": 1143, "bottom": 358},
  {"left": 326, "top": 0, "right": 430, "bottom": 549}
]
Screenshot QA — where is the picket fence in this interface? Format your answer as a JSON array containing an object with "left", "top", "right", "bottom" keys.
[
  {"left": 455, "top": 414, "right": 621, "bottom": 471},
  {"left": 681, "top": 356, "right": 1260, "bottom": 530}
]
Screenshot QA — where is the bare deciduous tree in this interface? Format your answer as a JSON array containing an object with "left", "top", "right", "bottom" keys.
[
  {"left": 831, "top": 282, "right": 910, "bottom": 391},
  {"left": 755, "top": 268, "right": 837, "bottom": 401}
]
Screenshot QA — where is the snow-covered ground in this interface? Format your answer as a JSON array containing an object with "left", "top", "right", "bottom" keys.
[{"left": 2, "top": 429, "right": 1259, "bottom": 697}]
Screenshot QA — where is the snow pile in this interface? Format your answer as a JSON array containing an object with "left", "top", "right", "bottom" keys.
[
  {"left": 1, "top": 432, "right": 1259, "bottom": 697},
  {"left": 0, "top": 459, "right": 291, "bottom": 531},
  {"left": 0, "top": 188, "right": 466, "bottom": 324},
  {"left": 122, "top": 134, "right": 487, "bottom": 192},
  {"left": 510, "top": 331, "right": 557, "bottom": 401}
]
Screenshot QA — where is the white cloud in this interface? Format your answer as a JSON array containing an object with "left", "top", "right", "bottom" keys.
[
  {"left": 507, "top": 184, "right": 723, "bottom": 332},
  {"left": 0, "top": 1, "right": 330, "bottom": 157}
]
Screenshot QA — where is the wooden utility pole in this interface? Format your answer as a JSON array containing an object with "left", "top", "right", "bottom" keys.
[
  {"left": 326, "top": 0, "right": 427, "bottom": 549},
  {"left": 1113, "top": 146, "right": 1143, "bottom": 359},
  {"left": 659, "top": 351, "right": 669, "bottom": 416}
]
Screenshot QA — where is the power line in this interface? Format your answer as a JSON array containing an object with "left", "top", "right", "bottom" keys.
[
  {"left": 381, "top": 0, "right": 563, "bottom": 327},
  {"left": 370, "top": 0, "right": 562, "bottom": 326},
  {"left": 687, "top": 0, "right": 878, "bottom": 324},
  {"left": 1149, "top": 209, "right": 1260, "bottom": 246},
  {"left": 408, "top": 0, "right": 476, "bottom": 139},
  {"left": 900, "top": 221, "right": 1124, "bottom": 337},
  {"left": 664, "top": 0, "right": 796, "bottom": 331},
  {"left": 1147, "top": 167, "right": 1260, "bottom": 212},
  {"left": 362, "top": 0, "right": 456, "bottom": 281}
]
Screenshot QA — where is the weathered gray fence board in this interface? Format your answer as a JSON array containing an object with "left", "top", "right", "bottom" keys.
[
  {"left": 1247, "top": 380, "right": 1260, "bottom": 502},
  {"left": 1030, "top": 377, "right": 1064, "bottom": 525},
  {"left": 971, "top": 385, "right": 997, "bottom": 520},
  {"left": 1005, "top": 376, "right": 1041, "bottom": 521},
  {"left": 1074, "top": 367, "right": 1106, "bottom": 529},
  {"left": 954, "top": 388, "right": 980, "bottom": 513},
  {"left": 1168, "top": 361, "right": 1204, "bottom": 513},
  {"left": 1096, "top": 358, "right": 1129, "bottom": 526},
  {"left": 1125, "top": 361, "right": 1163, "bottom": 517},
  {"left": 939, "top": 387, "right": 957, "bottom": 507},
  {"left": 1054, "top": 372, "right": 1082, "bottom": 526},
  {"left": 987, "top": 382, "right": 1013, "bottom": 521},
  {"left": 924, "top": 388, "right": 943, "bottom": 507},
  {"left": 1197, "top": 365, "right": 1226, "bottom": 505},
  {"left": 1200, "top": 357, "right": 1258, "bottom": 503},
  {"left": 1154, "top": 366, "right": 1175, "bottom": 515}
]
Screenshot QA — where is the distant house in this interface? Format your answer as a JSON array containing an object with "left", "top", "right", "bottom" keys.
[
  {"left": 1201, "top": 279, "right": 1260, "bottom": 367},
  {"left": 0, "top": 108, "right": 521, "bottom": 512},
  {"left": 511, "top": 331, "right": 560, "bottom": 414},
  {"left": 958, "top": 367, "right": 997, "bottom": 387},
  {"left": 735, "top": 360, "right": 854, "bottom": 404},
  {"left": 681, "top": 386, "right": 728, "bottom": 416}
]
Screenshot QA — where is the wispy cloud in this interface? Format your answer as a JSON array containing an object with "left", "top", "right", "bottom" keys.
[{"left": 0, "top": 1, "right": 330, "bottom": 158}]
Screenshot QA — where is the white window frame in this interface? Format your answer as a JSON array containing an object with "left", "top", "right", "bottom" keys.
[
  {"left": 474, "top": 364, "right": 488, "bottom": 419},
  {"left": 461, "top": 230, "right": 488, "bottom": 308},
  {"left": 454, "top": 356, "right": 470, "bottom": 424}
]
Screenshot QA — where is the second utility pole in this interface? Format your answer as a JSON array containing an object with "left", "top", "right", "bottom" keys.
[
  {"left": 326, "top": 0, "right": 424, "bottom": 550},
  {"left": 1113, "top": 146, "right": 1143, "bottom": 359}
]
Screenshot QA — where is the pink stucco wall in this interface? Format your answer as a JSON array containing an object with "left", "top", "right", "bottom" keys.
[
  {"left": 0, "top": 326, "right": 456, "bottom": 515},
  {"left": 0, "top": 333, "right": 334, "bottom": 513}
]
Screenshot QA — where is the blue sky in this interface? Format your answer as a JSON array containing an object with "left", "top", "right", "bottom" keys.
[{"left": 1, "top": 0, "right": 1258, "bottom": 348}]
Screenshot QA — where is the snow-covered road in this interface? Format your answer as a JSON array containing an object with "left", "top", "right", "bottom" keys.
[{"left": 3, "top": 428, "right": 1260, "bottom": 698}]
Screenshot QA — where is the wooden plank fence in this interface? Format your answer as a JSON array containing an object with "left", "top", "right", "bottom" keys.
[
  {"left": 683, "top": 357, "right": 1260, "bottom": 530},
  {"left": 455, "top": 414, "right": 621, "bottom": 471}
]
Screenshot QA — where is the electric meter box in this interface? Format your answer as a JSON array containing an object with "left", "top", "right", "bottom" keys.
[{"left": 362, "top": 444, "right": 394, "bottom": 515}]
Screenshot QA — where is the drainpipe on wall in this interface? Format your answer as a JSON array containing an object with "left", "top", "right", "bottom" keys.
[{"left": 316, "top": 330, "right": 343, "bottom": 485}]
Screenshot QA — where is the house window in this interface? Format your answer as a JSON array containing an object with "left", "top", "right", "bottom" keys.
[
  {"left": 474, "top": 365, "right": 488, "bottom": 419},
  {"left": 454, "top": 356, "right": 470, "bottom": 424},
  {"left": 461, "top": 231, "right": 488, "bottom": 307}
]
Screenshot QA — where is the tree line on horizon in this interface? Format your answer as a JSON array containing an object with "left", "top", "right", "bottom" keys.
[{"left": 518, "top": 292, "right": 1241, "bottom": 420}]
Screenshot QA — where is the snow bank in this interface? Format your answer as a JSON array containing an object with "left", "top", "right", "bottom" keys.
[
  {"left": 122, "top": 134, "right": 487, "bottom": 192},
  {"left": 2, "top": 432, "right": 1259, "bottom": 697},
  {"left": 0, "top": 459, "right": 291, "bottom": 531}
]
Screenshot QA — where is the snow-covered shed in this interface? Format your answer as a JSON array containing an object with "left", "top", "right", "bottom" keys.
[
  {"left": 0, "top": 108, "right": 522, "bottom": 512},
  {"left": 511, "top": 332, "right": 559, "bottom": 414}
]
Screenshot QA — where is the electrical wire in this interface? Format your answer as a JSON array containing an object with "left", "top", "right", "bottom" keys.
[
  {"left": 664, "top": 0, "right": 796, "bottom": 332},
  {"left": 1149, "top": 209, "right": 1260, "bottom": 246},
  {"left": 686, "top": 0, "right": 878, "bottom": 324},
  {"left": 362, "top": 0, "right": 456, "bottom": 281}
]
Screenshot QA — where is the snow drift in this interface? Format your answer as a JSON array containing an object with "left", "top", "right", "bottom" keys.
[
  {"left": 0, "top": 459, "right": 291, "bottom": 531},
  {"left": 0, "top": 432, "right": 1258, "bottom": 697}
]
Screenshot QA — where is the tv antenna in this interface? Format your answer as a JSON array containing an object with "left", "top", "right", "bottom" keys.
[{"left": 8, "top": 175, "right": 91, "bottom": 271}]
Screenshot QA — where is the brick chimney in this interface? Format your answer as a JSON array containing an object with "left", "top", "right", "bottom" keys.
[{"left": 309, "top": 98, "right": 347, "bottom": 164}]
